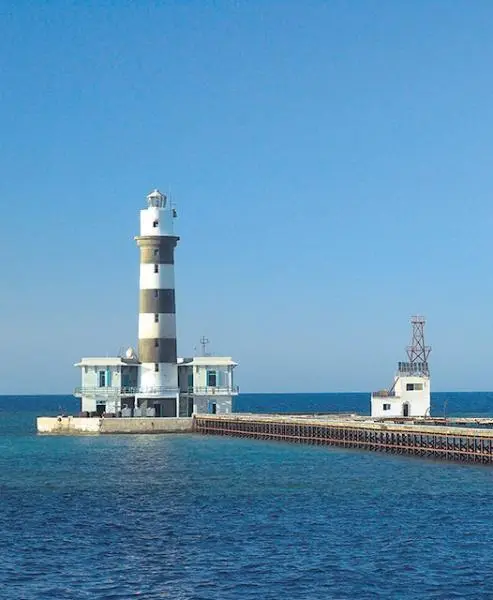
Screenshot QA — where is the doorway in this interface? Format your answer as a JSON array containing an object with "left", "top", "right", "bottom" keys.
[{"left": 403, "top": 403, "right": 410, "bottom": 417}]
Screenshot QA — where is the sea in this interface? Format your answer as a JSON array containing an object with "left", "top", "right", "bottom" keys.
[{"left": 1, "top": 392, "right": 493, "bottom": 599}]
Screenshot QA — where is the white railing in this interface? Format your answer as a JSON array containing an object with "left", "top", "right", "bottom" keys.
[
  {"left": 75, "top": 385, "right": 240, "bottom": 397},
  {"left": 74, "top": 386, "right": 179, "bottom": 397},
  {"left": 186, "top": 386, "right": 239, "bottom": 395}
]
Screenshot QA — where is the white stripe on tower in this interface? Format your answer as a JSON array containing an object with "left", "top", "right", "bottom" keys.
[
  {"left": 139, "top": 263, "right": 175, "bottom": 289},
  {"left": 135, "top": 189, "right": 179, "bottom": 397}
]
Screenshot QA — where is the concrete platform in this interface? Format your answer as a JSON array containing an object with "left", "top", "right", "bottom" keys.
[{"left": 37, "top": 416, "right": 193, "bottom": 434}]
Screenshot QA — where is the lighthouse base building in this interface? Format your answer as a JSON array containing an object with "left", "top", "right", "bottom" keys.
[
  {"left": 75, "top": 353, "right": 238, "bottom": 417},
  {"left": 74, "top": 188, "right": 238, "bottom": 418},
  {"left": 371, "top": 316, "right": 431, "bottom": 419}
]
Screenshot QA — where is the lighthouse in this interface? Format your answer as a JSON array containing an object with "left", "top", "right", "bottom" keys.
[
  {"left": 134, "top": 189, "right": 180, "bottom": 417},
  {"left": 71, "top": 187, "right": 238, "bottom": 421}
]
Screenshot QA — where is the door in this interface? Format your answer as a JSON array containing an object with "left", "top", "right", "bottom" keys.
[{"left": 403, "top": 403, "right": 410, "bottom": 417}]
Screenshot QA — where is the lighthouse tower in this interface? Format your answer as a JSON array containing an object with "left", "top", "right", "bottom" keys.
[{"left": 135, "top": 189, "right": 180, "bottom": 417}]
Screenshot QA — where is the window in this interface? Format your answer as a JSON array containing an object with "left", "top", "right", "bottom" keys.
[
  {"left": 154, "top": 264, "right": 159, "bottom": 273},
  {"left": 406, "top": 383, "right": 424, "bottom": 391},
  {"left": 153, "top": 220, "right": 159, "bottom": 228},
  {"left": 207, "top": 370, "right": 217, "bottom": 387},
  {"left": 154, "top": 313, "right": 159, "bottom": 323},
  {"left": 154, "top": 363, "right": 159, "bottom": 372},
  {"left": 98, "top": 370, "right": 106, "bottom": 388},
  {"left": 415, "top": 383, "right": 423, "bottom": 391},
  {"left": 383, "top": 403, "right": 391, "bottom": 411},
  {"left": 154, "top": 339, "right": 159, "bottom": 347}
]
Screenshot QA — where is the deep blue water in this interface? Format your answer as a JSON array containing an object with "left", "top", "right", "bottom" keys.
[{"left": 2, "top": 393, "right": 493, "bottom": 599}]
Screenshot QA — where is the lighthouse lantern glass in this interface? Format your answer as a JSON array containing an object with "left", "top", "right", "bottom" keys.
[{"left": 147, "top": 190, "right": 166, "bottom": 209}]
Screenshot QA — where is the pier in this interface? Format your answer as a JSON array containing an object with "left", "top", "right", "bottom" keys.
[
  {"left": 37, "top": 413, "right": 493, "bottom": 465},
  {"left": 194, "top": 414, "right": 493, "bottom": 464}
]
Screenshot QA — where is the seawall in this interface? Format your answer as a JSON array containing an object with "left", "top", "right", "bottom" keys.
[{"left": 37, "top": 416, "right": 193, "bottom": 434}]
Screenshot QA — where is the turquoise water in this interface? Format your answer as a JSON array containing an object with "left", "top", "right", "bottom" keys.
[{"left": 2, "top": 393, "right": 493, "bottom": 598}]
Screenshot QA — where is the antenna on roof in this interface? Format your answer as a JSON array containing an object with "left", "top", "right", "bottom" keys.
[{"left": 200, "top": 336, "right": 210, "bottom": 357}]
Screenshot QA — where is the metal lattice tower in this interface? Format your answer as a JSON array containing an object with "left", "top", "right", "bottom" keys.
[{"left": 406, "top": 316, "right": 431, "bottom": 375}]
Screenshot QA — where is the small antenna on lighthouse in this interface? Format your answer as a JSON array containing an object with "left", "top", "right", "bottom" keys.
[
  {"left": 200, "top": 336, "right": 210, "bottom": 356},
  {"left": 406, "top": 316, "right": 431, "bottom": 375}
]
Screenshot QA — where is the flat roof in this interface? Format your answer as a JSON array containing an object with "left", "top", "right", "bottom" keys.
[
  {"left": 75, "top": 355, "right": 237, "bottom": 367},
  {"left": 74, "top": 357, "right": 140, "bottom": 367},
  {"left": 178, "top": 356, "right": 237, "bottom": 367}
]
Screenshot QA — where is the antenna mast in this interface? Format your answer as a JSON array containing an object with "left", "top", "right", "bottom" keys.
[
  {"left": 406, "top": 316, "right": 431, "bottom": 375},
  {"left": 200, "top": 336, "right": 210, "bottom": 357}
]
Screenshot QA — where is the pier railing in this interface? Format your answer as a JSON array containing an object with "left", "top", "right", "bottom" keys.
[{"left": 194, "top": 415, "right": 493, "bottom": 465}]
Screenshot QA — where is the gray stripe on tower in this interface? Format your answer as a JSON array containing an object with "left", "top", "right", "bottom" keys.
[
  {"left": 136, "top": 236, "right": 179, "bottom": 264},
  {"left": 139, "top": 290, "right": 176, "bottom": 314},
  {"left": 139, "top": 338, "right": 177, "bottom": 363}
]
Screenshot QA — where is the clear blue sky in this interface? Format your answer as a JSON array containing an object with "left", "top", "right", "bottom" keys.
[{"left": 1, "top": 1, "right": 493, "bottom": 394}]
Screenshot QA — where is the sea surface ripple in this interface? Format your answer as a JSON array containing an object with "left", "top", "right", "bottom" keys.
[{"left": 1, "top": 393, "right": 493, "bottom": 599}]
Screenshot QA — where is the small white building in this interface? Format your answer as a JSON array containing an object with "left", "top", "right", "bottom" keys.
[
  {"left": 371, "top": 363, "right": 431, "bottom": 419},
  {"left": 74, "top": 352, "right": 140, "bottom": 416},
  {"left": 178, "top": 356, "right": 238, "bottom": 415},
  {"left": 371, "top": 316, "right": 431, "bottom": 419},
  {"left": 75, "top": 353, "right": 239, "bottom": 417}
]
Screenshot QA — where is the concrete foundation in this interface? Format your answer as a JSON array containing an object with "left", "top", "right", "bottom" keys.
[
  {"left": 101, "top": 417, "right": 192, "bottom": 434},
  {"left": 37, "top": 416, "right": 101, "bottom": 434},
  {"left": 37, "top": 416, "right": 193, "bottom": 435}
]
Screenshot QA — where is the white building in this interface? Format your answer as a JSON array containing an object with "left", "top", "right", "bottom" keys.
[
  {"left": 371, "top": 317, "right": 431, "bottom": 419},
  {"left": 75, "top": 353, "right": 238, "bottom": 417},
  {"left": 74, "top": 188, "right": 239, "bottom": 417},
  {"left": 74, "top": 351, "right": 140, "bottom": 416},
  {"left": 178, "top": 356, "right": 238, "bottom": 415}
]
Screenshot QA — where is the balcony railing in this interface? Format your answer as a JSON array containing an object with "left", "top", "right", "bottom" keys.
[
  {"left": 185, "top": 386, "right": 240, "bottom": 395},
  {"left": 75, "top": 385, "right": 240, "bottom": 397},
  {"left": 74, "top": 386, "right": 179, "bottom": 397},
  {"left": 372, "top": 391, "right": 397, "bottom": 398}
]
